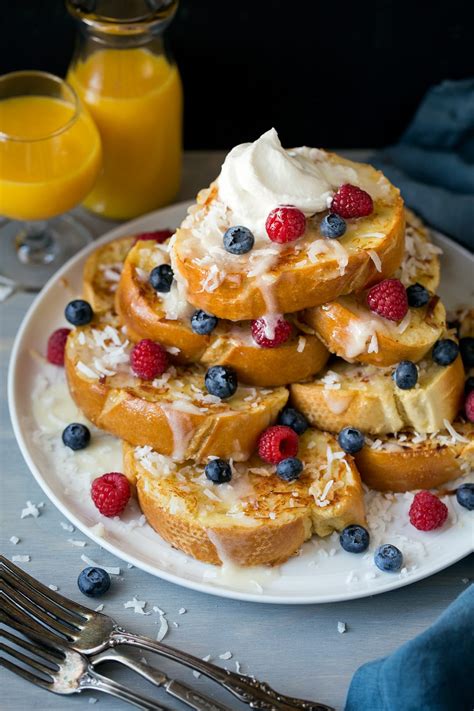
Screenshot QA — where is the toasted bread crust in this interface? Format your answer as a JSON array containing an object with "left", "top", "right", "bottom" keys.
[
  {"left": 65, "top": 328, "right": 289, "bottom": 462},
  {"left": 123, "top": 429, "right": 366, "bottom": 566},
  {"left": 290, "top": 355, "right": 465, "bottom": 435},
  {"left": 172, "top": 158, "right": 406, "bottom": 320},
  {"left": 355, "top": 423, "right": 473, "bottom": 492},
  {"left": 83, "top": 236, "right": 134, "bottom": 314},
  {"left": 137, "top": 485, "right": 309, "bottom": 566},
  {"left": 116, "top": 247, "right": 330, "bottom": 386},
  {"left": 304, "top": 298, "right": 446, "bottom": 367}
]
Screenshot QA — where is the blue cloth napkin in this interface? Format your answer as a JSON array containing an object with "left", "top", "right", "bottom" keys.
[
  {"left": 345, "top": 584, "right": 474, "bottom": 711},
  {"left": 372, "top": 79, "right": 474, "bottom": 252}
]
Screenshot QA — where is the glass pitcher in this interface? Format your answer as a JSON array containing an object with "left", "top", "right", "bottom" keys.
[{"left": 66, "top": 0, "right": 182, "bottom": 220}]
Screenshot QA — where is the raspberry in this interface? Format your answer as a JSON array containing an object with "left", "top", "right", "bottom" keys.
[
  {"left": 130, "top": 339, "right": 168, "bottom": 380},
  {"left": 265, "top": 206, "right": 306, "bottom": 243},
  {"left": 133, "top": 229, "right": 173, "bottom": 246},
  {"left": 367, "top": 279, "right": 408, "bottom": 322},
  {"left": 465, "top": 390, "right": 474, "bottom": 423},
  {"left": 409, "top": 490, "right": 448, "bottom": 531},
  {"left": 47, "top": 328, "right": 71, "bottom": 365},
  {"left": 91, "top": 473, "right": 130, "bottom": 517},
  {"left": 251, "top": 316, "right": 292, "bottom": 348},
  {"left": 331, "top": 184, "right": 374, "bottom": 219},
  {"left": 258, "top": 425, "right": 298, "bottom": 464}
]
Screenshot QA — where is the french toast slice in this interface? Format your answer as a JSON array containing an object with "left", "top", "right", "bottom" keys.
[
  {"left": 303, "top": 211, "right": 445, "bottom": 367},
  {"left": 65, "top": 321, "right": 288, "bottom": 462},
  {"left": 83, "top": 236, "right": 134, "bottom": 313},
  {"left": 290, "top": 350, "right": 465, "bottom": 436},
  {"left": 114, "top": 238, "right": 329, "bottom": 386},
  {"left": 170, "top": 152, "right": 405, "bottom": 321},
  {"left": 355, "top": 420, "right": 473, "bottom": 492},
  {"left": 122, "top": 428, "right": 366, "bottom": 566}
]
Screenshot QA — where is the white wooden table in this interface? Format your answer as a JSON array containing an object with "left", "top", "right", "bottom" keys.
[{"left": 1, "top": 151, "right": 472, "bottom": 711}]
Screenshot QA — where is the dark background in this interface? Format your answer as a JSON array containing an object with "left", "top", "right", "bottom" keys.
[{"left": 1, "top": 0, "right": 473, "bottom": 150}]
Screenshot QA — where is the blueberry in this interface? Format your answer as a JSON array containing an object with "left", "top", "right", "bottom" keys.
[
  {"left": 459, "top": 337, "right": 474, "bottom": 369},
  {"left": 191, "top": 310, "right": 218, "bottom": 335},
  {"left": 77, "top": 567, "right": 110, "bottom": 597},
  {"left": 277, "top": 407, "right": 309, "bottom": 435},
  {"left": 374, "top": 544, "right": 403, "bottom": 572},
  {"left": 393, "top": 360, "right": 418, "bottom": 389},
  {"left": 149, "top": 264, "right": 174, "bottom": 293},
  {"left": 465, "top": 376, "right": 474, "bottom": 395},
  {"left": 432, "top": 339, "right": 459, "bottom": 366},
  {"left": 320, "top": 213, "right": 346, "bottom": 239},
  {"left": 62, "top": 423, "right": 91, "bottom": 450},
  {"left": 340, "top": 525, "right": 370, "bottom": 553},
  {"left": 406, "top": 282, "right": 430, "bottom": 308},
  {"left": 205, "top": 458, "right": 232, "bottom": 484},
  {"left": 456, "top": 483, "right": 474, "bottom": 511},
  {"left": 338, "top": 427, "right": 365, "bottom": 455},
  {"left": 204, "top": 365, "right": 238, "bottom": 399},
  {"left": 65, "top": 299, "right": 93, "bottom": 326},
  {"left": 223, "top": 226, "right": 255, "bottom": 255},
  {"left": 276, "top": 457, "right": 303, "bottom": 482}
]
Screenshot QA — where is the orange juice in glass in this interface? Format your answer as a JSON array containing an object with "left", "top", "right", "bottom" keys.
[
  {"left": 0, "top": 71, "right": 101, "bottom": 288},
  {"left": 67, "top": 0, "right": 182, "bottom": 220}
]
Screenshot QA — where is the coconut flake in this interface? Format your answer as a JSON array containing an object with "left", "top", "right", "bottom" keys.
[
  {"left": 156, "top": 614, "right": 169, "bottom": 641},
  {"left": 368, "top": 249, "right": 382, "bottom": 272},
  {"left": 337, "top": 621, "right": 347, "bottom": 634},
  {"left": 9, "top": 536, "right": 20, "bottom": 545},
  {"left": 443, "top": 419, "right": 469, "bottom": 444},
  {"left": 219, "top": 651, "right": 233, "bottom": 660},
  {"left": 60, "top": 521, "right": 75, "bottom": 532},
  {"left": 124, "top": 597, "right": 150, "bottom": 615},
  {"left": 20, "top": 501, "right": 41, "bottom": 519},
  {"left": 12, "top": 555, "right": 30, "bottom": 563},
  {"left": 68, "top": 539, "right": 87, "bottom": 547},
  {"left": 297, "top": 336, "right": 306, "bottom": 353}
]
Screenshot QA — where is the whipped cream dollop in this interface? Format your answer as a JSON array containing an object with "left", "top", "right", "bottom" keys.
[{"left": 217, "top": 128, "right": 361, "bottom": 239}]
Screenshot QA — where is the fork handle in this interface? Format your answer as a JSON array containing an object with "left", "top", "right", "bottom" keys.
[
  {"left": 93, "top": 649, "right": 231, "bottom": 711},
  {"left": 81, "top": 666, "right": 171, "bottom": 711},
  {"left": 111, "top": 631, "right": 335, "bottom": 711}
]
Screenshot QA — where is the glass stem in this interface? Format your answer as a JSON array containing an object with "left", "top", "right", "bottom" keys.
[{"left": 15, "top": 220, "right": 58, "bottom": 265}]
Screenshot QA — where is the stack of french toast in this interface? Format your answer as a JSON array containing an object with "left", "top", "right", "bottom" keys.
[{"left": 63, "top": 129, "right": 473, "bottom": 567}]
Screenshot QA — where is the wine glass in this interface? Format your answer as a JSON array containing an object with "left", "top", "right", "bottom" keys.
[{"left": 0, "top": 70, "right": 102, "bottom": 290}]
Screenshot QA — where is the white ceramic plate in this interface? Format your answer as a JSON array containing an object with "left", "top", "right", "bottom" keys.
[{"left": 8, "top": 202, "right": 474, "bottom": 604}]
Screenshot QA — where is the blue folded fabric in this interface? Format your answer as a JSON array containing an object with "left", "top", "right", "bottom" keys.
[
  {"left": 372, "top": 79, "right": 474, "bottom": 251},
  {"left": 345, "top": 584, "right": 474, "bottom": 711}
]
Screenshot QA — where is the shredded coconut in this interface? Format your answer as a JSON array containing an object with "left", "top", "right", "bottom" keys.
[
  {"left": 123, "top": 597, "right": 150, "bottom": 615},
  {"left": 20, "top": 501, "right": 41, "bottom": 519},
  {"left": 337, "top": 621, "right": 347, "bottom": 634},
  {"left": 9, "top": 536, "right": 20, "bottom": 545},
  {"left": 12, "top": 555, "right": 30, "bottom": 563},
  {"left": 368, "top": 249, "right": 382, "bottom": 272}
]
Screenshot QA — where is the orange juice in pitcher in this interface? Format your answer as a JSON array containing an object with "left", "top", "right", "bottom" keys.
[{"left": 67, "top": 0, "right": 182, "bottom": 220}]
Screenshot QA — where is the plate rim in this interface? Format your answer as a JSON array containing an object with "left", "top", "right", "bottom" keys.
[{"left": 7, "top": 205, "right": 474, "bottom": 604}]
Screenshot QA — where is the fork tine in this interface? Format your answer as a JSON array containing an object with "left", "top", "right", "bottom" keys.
[
  {"left": 0, "top": 557, "right": 88, "bottom": 621},
  {"left": 2, "top": 627, "right": 62, "bottom": 665},
  {"left": 1, "top": 581, "right": 77, "bottom": 639},
  {"left": 1, "top": 568, "right": 83, "bottom": 628},
  {"left": 0, "top": 656, "right": 51, "bottom": 690},
  {"left": 0, "top": 638, "right": 57, "bottom": 678},
  {"left": 1, "top": 609, "right": 67, "bottom": 656}
]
